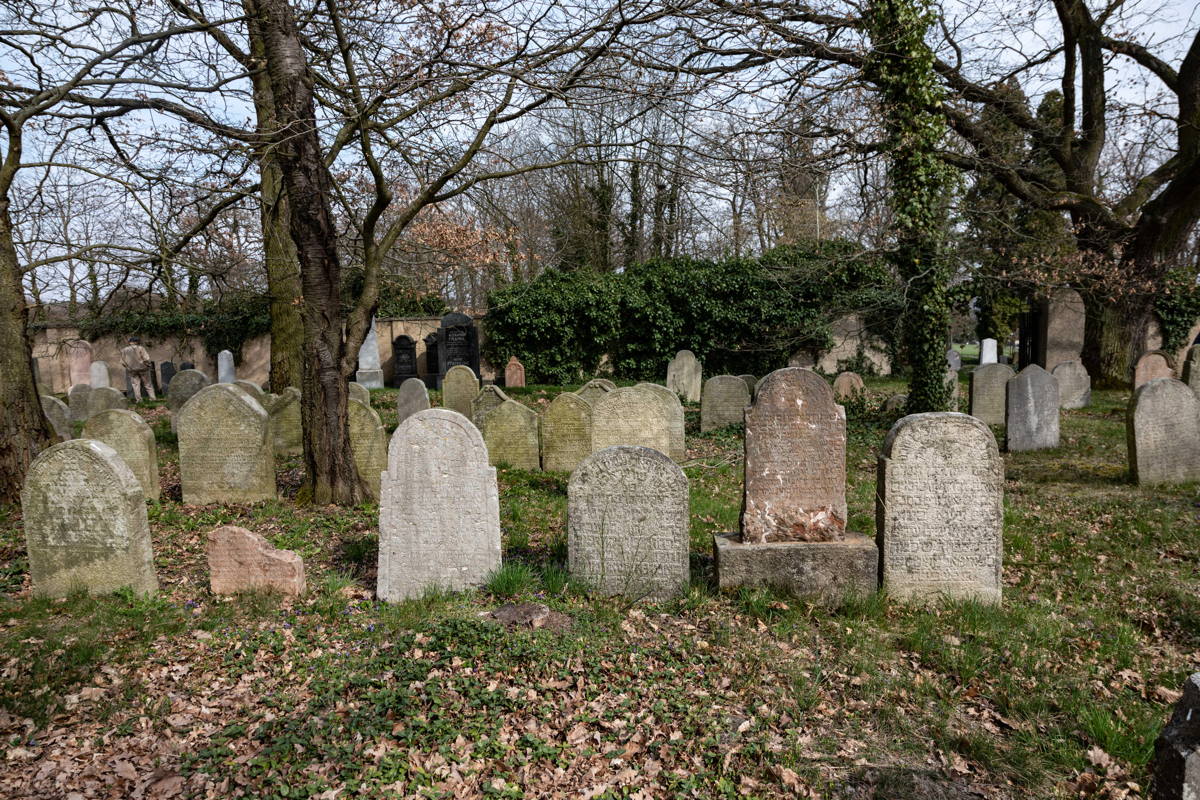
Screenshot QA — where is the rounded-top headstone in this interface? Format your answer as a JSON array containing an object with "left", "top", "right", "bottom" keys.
[
  {"left": 576, "top": 378, "right": 615, "bottom": 406},
  {"left": 442, "top": 364, "right": 479, "bottom": 418},
  {"left": 1051, "top": 361, "right": 1091, "bottom": 409},
  {"left": 543, "top": 392, "right": 593, "bottom": 473},
  {"left": 269, "top": 386, "right": 302, "bottom": 456},
  {"left": 666, "top": 350, "right": 702, "bottom": 403},
  {"left": 969, "top": 363, "right": 1015, "bottom": 426},
  {"left": 504, "top": 356, "right": 526, "bottom": 388},
  {"left": 633, "top": 383, "right": 685, "bottom": 460},
  {"left": 177, "top": 383, "right": 275, "bottom": 505},
  {"left": 700, "top": 375, "right": 751, "bottom": 432},
  {"left": 480, "top": 398, "right": 540, "bottom": 470},
  {"left": 83, "top": 408, "right": 159, "bottom": 501},
  {"left": 217, "top": 349, "right": 236, "bottom": 383},
  {"left": 167, "top": 369, "right": 212, "bottom": 412},
  {"left": 41, "top": 395, "right": 73, "bottom": 442},
  {"left": 396, "top": 377, "right": 431, "bottom": 427},
  {"left": 832, "top": 371, "right": 865, "bottom": 402},
  {"left": 348, "top": 381, "right": 371, "bottom": 406},
  {"left": 1127, "top": 377, "right": 1200, "bottom": 485},
  {"left": 1005, "top": 364, "right": 1059, "bottom": 451},
  {"left": 87, "top": 385, "right": 130, "bottom": 418},
  {"left": 68, "top": 384, "right": 92, "bottom": 422},
  {"left": 471, "top": 385, "right": 511, "bottom": 428},
  {"left": 89, "top": 360, "right": 111, "bottom": 389},
  {"left": 1134, "top": 350, "right": 1175, "bottom": 388},
  {"left": 348, "top": 398, "right": 387, "bottom": 499},
  {"left": 592, "top": 386, "right": 673, "bottom": 457}
]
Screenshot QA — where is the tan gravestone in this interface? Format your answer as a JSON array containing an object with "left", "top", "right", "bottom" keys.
[
  {"left": 634, "top": 383, "right": 685, "bottom": 460},
  {"left": 1052, "top": 361, "right": 1091, "bottom": 409},
  {"left": 41, "top": 395, "right": 73, "bottom": 442},
  {"left": 700, "top": 375, "right": 751, "bottom": 432},
  {"left": 568, "top": 446, "right": 689, "bottom": 600},
  {"left": 592, "top": 386, "right": 672, "bottom": 457},
  {"left": 234, "top": 379, "right": 266, "bottom": 403},
  {"left": 269, "top": 386, "right": 302, "bottom": 456},
  {"left": 378, "top": 409, "right": 501, "bottom": 601},
  {"left": 969, "top": 364, "right": 1015, "bottom": 425},
  {"left": 87, "top": 386, "right": 129, "bottom": 418},
  {"left": 348, "top": 398, "right": 387, "bottom": 499},
  {"left": 1183, "top": 345, "right": 1200, "bottom": 396},
  {"left": 1127, "top": 378, "right": 1200, "bottom": 485},
  {"left": 883, "top": 393, "right": 908, "bottom": 413},
  {"left": 67, "top": 340, "right": 93, "bottom": 387},
  {"left": 504, "top": 356, "right": 526, "bottom": 388},
  {"left": 737, "top": 374, "right": 757, "bottom": 397},
  {"left": 21, "top": 440, "right": 158, "bottom": 597},
  {"left": 208, "top": 526, "right": 305, "bottom": 596},
  {"left": 178, "top": 384, "right": 275, "bottom": 505},
  {"left": 83, "top": 409, "right": 159, "bottom": 501},
  {"left": 666, "top": 350, "right": 702, "bottom": 402},
  {"left": 1134, "top": 350, "right": 1175, "bottom": 388},
  {"left": 542, "top": 392, "right": 592, "bottom": 472},
  {"left": 576, "top": 378, "right": 615, "bottom": 406},
  {"left": 442, "top": 365, "right": 479, "bottom": 418},
  {"left": 471, "top": 385, "right": 510, "bottom": 428},
  {"left": 481, "top": 399, "right": 540, "bottom": 470},
  {"left": 832, "top": 371, "right": 865, "bottom": 402},
  {"left": 68, "top": 384, "right": 92, "bottom": 422},
  {"left": 877, "top": 413, "right": 1003, "bottom": 604},
  {"left": 1005, "top": 365, "right": 1059, "bottom": 451},
  {"left": 1039, "top": 287, "right": 1085, "bottom": 372},
  {"left": 396, "top": 377, "right": 430, "bottom": 426},
  {"left": 348, "top": 382, "right": 370, "bottom": 406},
  {"left": 167, "top": 369, "right": 212, "bottom": 412}
]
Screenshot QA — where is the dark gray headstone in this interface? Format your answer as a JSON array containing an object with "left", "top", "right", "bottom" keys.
[
  {"left": 1152, "top": 673, "right": 1200, "bottom": 800},
  {"left": 391, "top": 335, "right": 418, "bottom": 384},
  {"left": 180, "top": 361, "right": 195, "bottom": 371},
  {"left": 437, "top": 312, "right": 480, "bottom": 377},
  {"left": 160, "top": 361, "right": 176, "bottom": 391},
  {"left": 1005, "top": 365, "right": 1059, "bottom": 452}
]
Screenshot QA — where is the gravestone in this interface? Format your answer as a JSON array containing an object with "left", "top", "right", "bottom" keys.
[
  {"left": 208, "top": 526, "right": 305, "bottom": 596},
  {"left": 832, "top": 371, "right": 865, "bottom": 402},
  {"left": 634, "top": 383, "right": 685, "bottom": 461},
  {"left": 234, "top": 380, "right": 266, "bottom": 404},
  {"left": 592, "top": 386, "right": 673, "bottom": 457},
  {"left": 1005, "top": 364, "right": 1060, "bottom": 451},
  {"left": 348, "top": 398, "right": 387, "bottom": 499},
  {"left": 504, "top": 356, "right": 526, "bottom": 388},
  {"left": 441, "top": 364, "right": 479, "bottom": 418},
  {"left": 378, "top": 409, "right": 501, "bottom": 601},
  {"left": 437, "top": 312, "right": 480, "bottom": 377},
  {"left": 217, "top": 349, "right": 235, "bottom": 383},
  {"left": 160, "top": 361, "right": 176, "bottom": 392},
  {"left": 1152, "top": 673, "right": 1200, "bottom": 800},
  {"left": 67, "top": 340, "right": 93, "bottom": 386},
  {"left": 1183, "top": 345, "right": 1200, "bottom": 396},
  {"left": 884, "top": 394, "right": 907, "bottom": 412},
  {"left": 946, "top": 349, "right": 962, "bottom": 371},
  {"left": 700, "top": 375, "right": 751, "bottom": 432},
  {"left": 167, "top": 369, "right": 212, "bottom": 412},
  {"left": 1135, "top": 350, "right": 1175, "bottom": 388},
  {"left": 969, "top": 364, "right": 1014, "bottom": 426},
  {"left": 423, "top": 332, "right": 440, "bottom": 385},
  {"left": 1052, "top": 361, "right": 1091, "bottom": 409},
  {"left": 89, "top": 360, "right": 111, "bottom": 389},
  {"left": 480, "top": 399, "right": 540, "bottom": 470},
  {"left": 177, "top": 384, "right": 275, "bottom": 505},
  {"left": 87, "top": 386, "right": 130, "bottom": 418},
  {"left": 737, "top": 375, "right": 757, "bottom": 396},
  {"left": 877, "top": 413, "right": 1003, "bottom": 604},
  {"left": 542, "top": 392, "right": 592, "bottom": 472},
  {"left": 576, "top": 378, "right": 614, "bottom": 406},
  {"left": 1127, "top": 378, "right": 1200, "bottom": 485},
  {"left": 180, "top": 361, "right": 195, "bottom": 370},
  {"left": 945, "top": 368, "right": 960, "bottom": 411},
  {"left": 356, "top": 317, "right": 385, "bottom": 389},
  {"left": 568, "top": 446, "right": 688, "bottom": 600},
  {"left": 68, "top": 384, "right": 91, "bottom": 422},
  {"left": 21, "top": 439, "right": 158, "bottom": 597},
  {"left": 396, "top": 377, "right": 431, "bottom": 426},
  {"left": 41, "top": 396, "right": 72, "bottom": 442},
  {"left": 391, "top": 335, "right": 418, "bottom": 384},
  {"left": 980, "top": 338, "right": 998, "bottom": 365},
  {"left": 1039, "top": 287, "right": 1085, "bottom": 371},
  {"left": 471, "top": 385, "right": 510, "bottom": 427},
  {"left": 665, "top": 350, "right": 702, "bottom": 402},
  {"left": 348, "top": 381, "right": 370, "bottom": 405},
  {"left": 83, "top": 409, "right": 159, "bottom": 502},
  {"left": 269, "top": 386, "right": 302, "bottom": 456}
]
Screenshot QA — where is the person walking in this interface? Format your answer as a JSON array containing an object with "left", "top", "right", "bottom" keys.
[{"left": 121, "top": 337, "right": 156, "bottom": 401}]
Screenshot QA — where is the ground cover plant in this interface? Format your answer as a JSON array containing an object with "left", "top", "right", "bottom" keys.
[{"left": 1, "top": 378, "right": 1196, "bottom": 799}]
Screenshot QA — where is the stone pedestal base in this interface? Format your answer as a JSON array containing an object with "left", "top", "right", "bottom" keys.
[
  {"left": 356, "top": 369, "right": 384, "bottom": 389},
  {"left": 714, "top": 533, "right": 878, "bottom": 603}
]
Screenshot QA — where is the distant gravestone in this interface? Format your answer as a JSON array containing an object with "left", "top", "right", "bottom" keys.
[
  {"left": 1152, "top": 673, "right": 1200, "bottom": 800},
  {"left": 979, "top": 338, "right": 998, "bottom": 365},
  {"left": 89, "top": 360, "right": 111, "bottom": 389},
  {"left": 592, "top": 386, "right": 673, "bottom": 457},
  {"left": 877, "top": 413, "right": 1003, "bottom": 604},
  {"left": 208, "top": 526, "right": 305, "bottom": 596},
  {"left": 1005, "top": 365, "right": 1060, "bottom": 451},
  {"left": 542, "top": 392, "right": 592, "bottom": 472},
  {"left": 504, "top": 356, "right": 526, "bottom": 388},
  {"left": 437, "top": 312, "right": 480, "bottom": 377},
  {"left": 700, "top": 375, "right": 751, "bottom": 432},
  {"left": 348, "top": 381, "right": 370, "bottom": 406},
  {"left": 160, "top": 361, "right": 176, "bottom": 391},
  {"left": 356, "top": 317, "right": 385, "bottom": 389},
  {"left": 471, "top": 385, "right": 510, "bottom": 428},
  {"left": 665, "top": 350, "right": 702, "bottom": 403},
  {"left": 234, "top": 380, "right": 265, "bottom": 403},
  {"left": 884, "top": 393, "right": 907, "bottom": 412},
  {"left": 442, "top": 364, "right": 479, "bottom": 418},
  {"left": 167, "top": 369, "right": 212, "bottom": 412},
  {"left": 480, "top": 399, "right": 540, "bottom": 470},
  {"left": 945, "top": 368, "right": 960, "bottom": 412},
  {"left": 423, "top": 332, "right": 440, "bottom": 383},
  {"left": 83, "top": 409, "right": 160, "bottom": 502},
  {"left": 87, "top": 386, "right": 130, "bottom": 418},
  {"left": 67, "top": 340, "right": 93, "bottom": 386},
  {"left": 378, "top": 409, "right": 501, "bottom": 601},
  {"left": 634, "top": 383, "right": 685, "bottom": 461},
  {"left": 180, "top": 361, "right": 195, "bottom": 371},
  {"left": 1040, "top": 287, "right": 1085, "bottom": 372},
  {"left": 217, "top": 349, "right": 235, "bottom": 383},
  {"left": 576, "top": 378, "right": 614, "bottom": 406},
  {"left": 396, "top": 377, "right": 430, "bottom": 426},
  {"left": 1052, "top": 361, "right": 1091, "bottom": 409},
  {"left": 568, "top": 446, "right": 688, "bottom": 600},
  {"left": 737, "top": 375, "right": 757, "bottom": 396},
  {"left": 68, "top": 384, "right": 91, "bottom": 422},
  {"left": 946, "top": 349, "right": 962, "bottom": 371},
  {"left": 391, "top": 335, "right": 418, "bottom": 384},
  {"left": 1127, "top": 378, "right": 1200, "bottom": 485},
  {"left": 270, "top": 386, "right": 302, "bottom": 456},
  {"left": 348, "top": 398, "right": 387, "bottom": 499},
  {"left": 178, "top": 384, "right": 275, "bottom": 505},
  {"left": 1135, "top": 350, "right": 1175, "bottom": 388},
  {"left": 41, "top": 396, "right": 72, "bottom": 442},
  {"left": 969, "top": 364, "right": 1014, "bottom": 426},
  {"left": 1183, "top": 345, "right": 1200, "bottom": 396},
  {"left": 832, "top": 371, "right": 865, "bottom": 402},
  {"left": 21, "top": 439, "right": 158, "bottom": 597}
]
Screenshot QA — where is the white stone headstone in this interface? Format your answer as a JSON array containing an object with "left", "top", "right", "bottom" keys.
[
  {"left": 89, "top": 360, "right": 111, "bottom": 389},
  {"left": 217, "top": 350, "right": 236, "bottom": 383},
  {"left": 980, "top": 339, "right": 998, "bottom": 365},
  {"left": 356, "top": 317, "right": 384, "bottom": 389}
]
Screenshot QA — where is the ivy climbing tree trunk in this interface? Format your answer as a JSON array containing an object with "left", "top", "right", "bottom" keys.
[{"left": 866, "top": 0, "right": 953, "bottom": 412}]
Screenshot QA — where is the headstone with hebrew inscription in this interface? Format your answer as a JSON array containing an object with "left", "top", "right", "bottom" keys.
[
  {"left": 576, "top": 378, "right": 614, "bottom": 406},
  {"left": 391, "top": 335, "right": 418, "bottom": 384},
  {"left": 378, "top": 409, "right": 500, "bottom": 601},
  {"left": 396, "top": 377, "right": 430, "bottom": 426},
  {"left": 442, "top": 364, "right": 479, "bottom": 418},
  {"left": 568, "top": 446, "right": 688, "bottom": 600},
  {"left": 504, "top": 356, "right": 526, "bottom": 388},
  {"left": 167, "top": 369, "right": 211, "bottom": 412},
  {"left": 543, "top": 392, "right": 592, "bottom": 472},
  {"left": 348, "top": 398, "right": 387, "bottom": 499},
  {"left": 969, "top": 364, "right": 1014, "bottom": 426},
  {"left": 1134, "top": 350, "right": 1175, "bottom": 388},
  {"left": 178, "top": 384, "right": 275, "bottom": 505},
  {"left": 979, "top": 338, "right": 998, "bottom": 365},
  {"left": 68, "top": 383, "right": 92, "bottom": 422},
  {"left": 877, "top": 413, "right": 1003, "bottom": 604},
  {"left": 355, "top": 317, "right": 384, "bottom": 389},
  {"left": 22, "top": 440, "right": 158, "bottom": 597},
  {"left": 592, "top": 386, "right": 673, "bottom": 457},
  {"left": 471, "top": 385, "right": 510, "bottom": 428},
  {"left": 700, "top": 375, "right": 751, "bottom": 432},
  {"left": 1005, "top": 365, "right": 1059, "bottom": 451},
  {"left": 41, "top": 396, "right": 73, "bottom": 442},
  {"left": 634, "top": 383, "right": 685, "bottom": 461},
  {"left": 269, "top": 386, "right": 302, "bottom": 456},
  {"left": 217, "top": 350, "right": 235, "bottom": 383},
  {"left": 1052, "top": 361, "right": 1091, "bottom": 409},
  {"left": 665, "top": 350, "right": 702, "bottom": 403},
  {"left": 89, "top": 360, "right": 111, "bottom": 389},
  {"left": 481, "top": 398, "right": 540, "bottom": 470},
  {"left": 832, "top": 371, "right": 865, "bottom": 402},
  {"left": 87, "top": 386, "right": 130, "bottom": 418},
  {"left": 83, "top": 409, "right": 159, "bottom": 501},
  {"left": 1127, "top": 378, "right": 1200, "bottom": 485}
]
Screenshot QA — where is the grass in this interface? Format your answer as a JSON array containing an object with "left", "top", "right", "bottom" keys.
[{"left": 0, "top": 378, "right": 1195, "bottom": 798}]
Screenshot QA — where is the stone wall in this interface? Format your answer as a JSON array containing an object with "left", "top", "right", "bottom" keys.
[{"left": 788, "top": 314, "right": 892, "bottom": 376}]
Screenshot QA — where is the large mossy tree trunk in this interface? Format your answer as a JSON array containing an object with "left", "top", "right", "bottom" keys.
[{"left": 1080, "top": 292, "right": 1154, "bottom": 388}]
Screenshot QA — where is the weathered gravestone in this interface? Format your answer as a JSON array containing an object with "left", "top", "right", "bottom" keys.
[
  {"left": 634, "top": 383, "right": 685, "bottom": 461},
  {"left": 504, "top": 356, "right": 526, "bottom": 388},
  {"left": 442, "top": 364, "right": 479, "bottom": 418},
  {"left": 269, "top": 386, "right": 302, "bottom": 456},
  {"left": 737, "top": 375, "right": 757, "bottom": 396},
  {"left": 178, "top": 384, "right": 275, "bottom": 505},
  {"left": 167, "top": 369, "right": 212, "bottom": 412},
  {"left": 21, "top": 439, "right": 158, "bottom": 597},
  {"left": 700, "top": 375, "right": 751, "bottom": 432},
  {"left": 1152, "top": 673, "right": 1200, "bottom": 800},
  {"left": 884, "top": 393, "right": 908, "bottom": 413},
  {"left": 355, "top": 317, "right": 385, "bottom": 389},
  {"left": 481, "top": 399, "right": 540, "bottom": 470},
  {"left": 1184, "top": 345, "right": 1200, "bottom": 396},
  {"left": 1127, "top": 378, "right": 1200, "bottom": 485},
  {"left": 832, "top": 371, "right": 865, "bottom": 402},
  {"left": 396, "top": 377, "right": 430, "bottom": 426},
  {"left": 568, "top": 446, "right": 689, "bottom": 600},
  {"left": 234, "top": 380, "right": 265, "bottom": 403},
  {"left": 1052, "top": 361, "right": 1091, "bottom": 409},
  {"left": 377, "top": 409, "right": 501, "bottom": 601},
  {"left": 83, "top": 409, "right": 159, "bottom": 501},
  {"left": 68, "top": 384, "right": 91, "bottom": 423},
  {"left": 1135, "top": 350, "right": 1175, "bottom": 388},
  {"left": 348, "top": 398, "right": 387, "bottom": 499},
  {"left": 876, "top": 413, "right": 1003, "bottom": 604},
  {"left": 160, "top": 361, "right": 176, "bottom": 392},
  {"left": 471, "top": 385, "right": 510, "bottom": 427},
  {"left": 180, "top": 361, "right": 195, "bottom": 371},
  {"left": 1039, "top": 287, "right": 1086, "bottom": 372},
  {"left": 208, "top": 526, "right": 305, "bottom": 596},
  {"left": 217, "top": 349, "right": 235, "bottom": 383},
  {"left": 391, "top": 335, "right": 418, "bottom": 385},
  {"left": 89, "top": 360, "right": 111, "bottom": 389},
  {"left": 87, "top": 386, "right": 130, "bottom": 418},
  {"left": 979, "top": 338, "right": 998, "bottom": 365},
  {"left": 592, "top": 386, "right": 673, "bottom": 457},
  {"left": 348, "top": 381, "right": 370, "bottom": 406},
  {"left": 969, "top": 363, "right": 1014, "bottom": 426},
  {"left": 68, "top": 340, "right": 93, "bottom": 386},
  {"left": 1005, "top": 365, "right": 1059, "bottom": 451},
  {"left": 946, "top": 349, "right": 962, "bottom": 371},
  {"left": 542, "top": 392, "right": 592, "bottom": 473},
  {"left": 665, "top": 350, "right": 702, "bottom": 403},
  {"left": 576, "top": 378, "right": 614, "bottom": 406},
  {"left": 945, "top": 368, "right": 961, "bottom": 412},
  {"left": 41, "top": 395, "right": 73, "bottom": 442}
]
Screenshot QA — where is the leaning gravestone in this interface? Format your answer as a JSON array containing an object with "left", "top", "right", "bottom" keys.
[
  {"left": 877, "top": 413, "right": 1003, "bottom": 604},
  {"left": 979, "top": 338, "right": 998, "bottom": 365},
  {"left": 471, "top": 385, "right": 510, "bottom": 427},
  {"left": 969, "top": 363, "right": 1014, "bottom": 426},
  {"left": 1127, "top": 378, "right": 1200, "bottom": 485},
  {"left": 592, "top": 386, "right": 673, "bottom": 457},
  {"left": 1005, "top": 365, "right": 1060, "bottom": 451},
  {"left": 1134, "top": 350, "right": 1175, "bottom": 388},
  {"left": 832, "top": 371, "right": 865, "bottom": 402},
  {"left": 177, "top": 384, "right": 275, "bottom": 505},
  {"left": 442, "top": 364, "right": 479, "bottom": 418},
  {"left": 1181, "top": 345, "right": 1200, "bottom": 396},
  {"left": 396, "top": 377, "right": 430, "bottom": 426},
  {"left": 504, "top": 356, "right": 526, "bottom": 388},
  {"left": 348, "top": 381, "right": 370, "bottom": 406},
  {"left": 378, "top": 409, "right": 501, "bottom": 601},
  {"left": 83, "top": 409, "right": 159, "bottom": 501},
  {"left": 87, "top": 386, "right": 130, "bottom": 418},
  {"left": 217, "top": 349, "right": 235, "bottom": 383},
  {"left": 348, "top": 398, "right": 387, "bottom": 499},
  {"left": 1052, "top": 361, "right": 1091, "bottom": 409},
  {"left": 269, "top": 386, "right": 302, "bottom": 456},
  {"left": 167, "top": 369, "right": 212, "bottom": 412},
  {"left": 41, "top": 396, "right": 73, "bottom": 442},
  {"left": 89, "top": 360, "right": 111, "bottom": 389},
  {"left": 700, "top": 375, "right": 751, "bottom": 432},
  {"left": 480, "top": 399, "right": 540, "bottom": 470},
  {"left": 737, "top": 375, "right": 757, "bottom": 396},
  {"left": 22, "top": 439, "right": 158, "bottom": 597},
  {"left": 946, "top": 349, "right": 962, "bottom": 371},
  {"left": 355, "top": 317, "right": 385, "bottom": 389},
  {"left": 576, "top": 378, "right": 614, "bottom": 406},
  {"left": 665, "top": 350, "right": 702, "bottom": 403},
  {"left": 634, "top": 383, "right": 685, "bottom": 461},
  {"left": 542, "top": 392, "right": 592, "bottom": 472},
  {"left": 68, "top": 384, "right": 92, "bottom": 423},
  {"left": 568, "top": 446, "right": 688, "bottom": 600},
  {"left": 1152, "top": 673, "right": 1200, "bottom": 800}
]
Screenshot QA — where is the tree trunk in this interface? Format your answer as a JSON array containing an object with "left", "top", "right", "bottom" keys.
[{"left": 1080, "top": 289, "right": 1153, "bottom": 388}]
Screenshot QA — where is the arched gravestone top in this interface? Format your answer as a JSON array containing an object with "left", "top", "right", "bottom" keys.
[
  {"left": 979, "top": 338, "right": 998, "bottom": 364},
  {"left": 392, "top": 335, "right": 418, "bottom": 382},
  {"left": 1134, "top": 350, "right": 1175, "bottom": 387},
  {"left": 396, "top": 377, "right": 431, "bottom": 426},
  {"left": 41, "top": 395, "right": 72, "bottom": 442},
  {"left": 1051, "top": 360, "right": 1091, "bottom": 409},
  {"left": 946, "top": 349, "right": 962, "bottom": 371},
  {"left": 742, "top": 367, "right": 846, "bottom": 543},
  {"left": 177, "top": 383, "right": 275, "bottom": 505},
  {"left": 167, "top": 369, "right": 212, "bottom": 411},
  {"left": 969, "top": 364, "right": 1015, "bottom": 426},
  {"left": 87, "top": 386, "right": 130, "bottom": 418},
  {"left": 1005, "top": 364, "right": 1060, "bottom": 452},
  {"left": 471, "top": 384, "right": 511, "bottom": 427},
  {"left": 832, "top": 371, "right": 865, "bottom": 402},
  {"left": 480, "top": 398, "right": 540, "bottom": 470},
  {"left": 592, "top": 386, "right": 673, "bottom": 457},
  {"left": 883, "top": 393, "right": 908, "bottom": 412},
  {"left": 542, "top": 391, "right": 592, "bottom": 473},
  {"left": 378, "top": 409, "right": 500, "bottom": 601},
  {"left": 700, "top": 375, "right": 751, "bottom": 433},
  {"left": 217, "top": 350, "right": 235, "bottom": 383},
  {"left": 504, "top": 356, "right": 526, "bottom": 388},
  {"left": 348, "top": 381, "right": 371, "bottom": 406},
  {"left": 737, "top": 375, "right": 757, "bottom": 396},
  {"left": 877, "top": 412, "right": 1003, "bottom": 604},
  {"left": 567, "top": 445, "right": 689, "bottom": 601},
  {"left": 83, "top": 408, "right": 159, "bottom": 502},
  {"left": 89, "top": 361, "right": 111, "bottom": 389},
  {"left": 1127, "top": 378, "right": 1200, "bottom": 485},
  {"left": 634, "top": 383, "right": 685, "bottom": 461},
  {"left": 576, "top": 379, "right": 614, "bottom": 406},
  {"left": 21, "top": 439, "right": 158, "bottom": 597},
  {"left": 442, "top": 364, "right": 479, "bottom": 418},
  {"left": 348, "top": 398, "right": 387, "bottom": 499},
  {"left": 269, "top": 386, "right": 302, "bottom": 456},
  {"left": 666, "top": 350, "right": 702, "bottom": 403}
]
